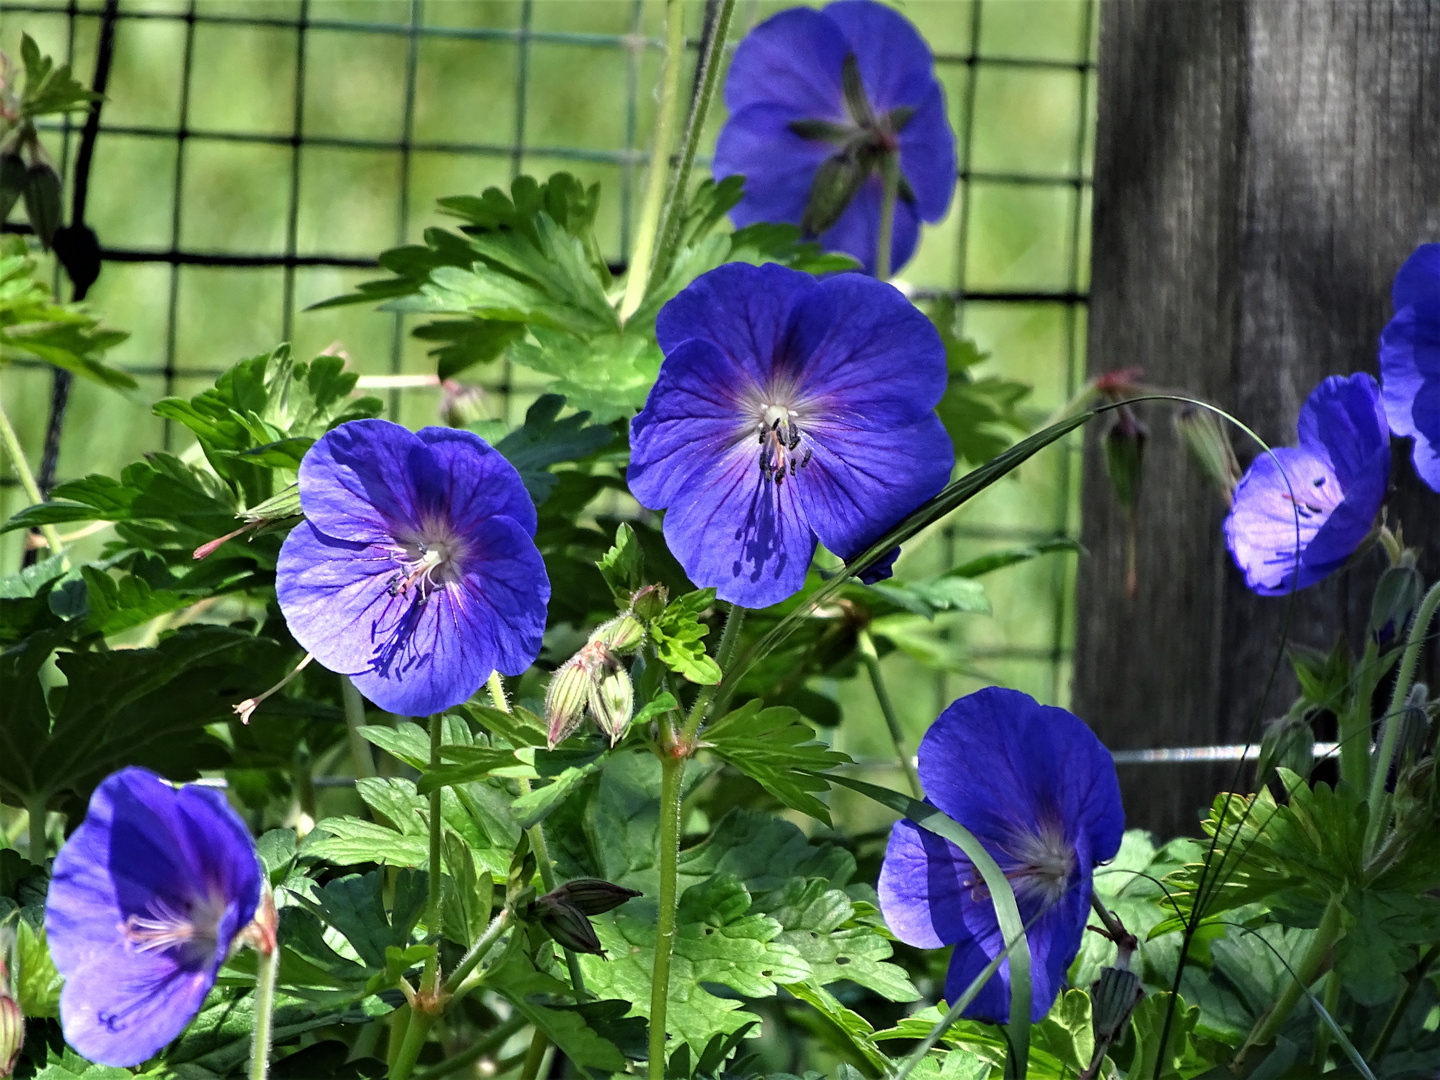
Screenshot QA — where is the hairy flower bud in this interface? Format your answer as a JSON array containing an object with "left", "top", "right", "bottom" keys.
[
  {"left": 439, "top": 380, "right": 488, "bottom": 428},
  {"left": 545, "top": 654, "right": 594, "bottom": 747},
  {"left": 1090, "top": 965, "right": 1144, "bottom": 1045},
  {"left": 23, "top": 162, "right": 61, "bottom": 249},
  {"left": 1370, "top": 562, "right": 1424, "bottom": 644},
  {"left": 630, "top": 584, "right": 668, "bottom": 624},
  {"left": 0, "top": 993, "right": 20, "bottom": 1079},
  {"left": 589, "top": 661, "right": 634, "bottom": 746},
  {"left": 0, "top": 152, "right": 27, "bottom": 226},
  {"left": 532, "top": 893, "right": 605, "bottom": 955},
  {"left": 1174, "top": 405, "right": 1240, "bottom": 505},
  {"left": 547, "top": 878, "right": 642, "bottom": 916},
  {"left": 1102, "top": 405, "right": 1147, "bottom": 514},
  {"left": 590, "top": 613, "right": 644, "bottom": 654}
]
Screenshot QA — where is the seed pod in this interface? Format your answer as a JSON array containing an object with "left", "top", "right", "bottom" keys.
[
  {"left": 630, "top": 584, "right": 668, "bottom": 624},
  {"left": 548, "top": 878, "right": 642, "bottom": 916},
  {"left": 532, "top": 893, "right": 605, "bottom": 955},
  {"left": 23, "top": 161, "right": 61, "bottom": 248},
  {"left": 1102, "top": 405, "right": 1148, "bottom": 514},
  {"left": 1173, "top": 405, "right": 1240, "bottom": 505}
]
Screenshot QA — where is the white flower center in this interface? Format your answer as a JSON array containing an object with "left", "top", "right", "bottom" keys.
[
  {"left": 1002, "top": 821, "right": 1078, "bottom": 909},
  {"left": 387, "top": 527, "right": 463, "bottom": 601},
  {"left": 753, "top": 401, "right": 813, "bottom": 485},
  {"left": 121, "top": 888, "right": 231, "bottom": 966}
]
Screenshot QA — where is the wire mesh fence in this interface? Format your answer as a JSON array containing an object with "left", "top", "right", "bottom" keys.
[{"left": 0, "top": 0, "right": 1096, "bottom": 755}]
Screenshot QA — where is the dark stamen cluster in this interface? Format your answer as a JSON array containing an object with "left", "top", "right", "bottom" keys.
[{"left": 756, "top": 415, "right": 813, "bottom": 485}]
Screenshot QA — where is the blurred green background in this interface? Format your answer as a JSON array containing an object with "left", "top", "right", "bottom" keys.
[{"left": 0, "top": 0, "right": 1096, "bottom": 770}]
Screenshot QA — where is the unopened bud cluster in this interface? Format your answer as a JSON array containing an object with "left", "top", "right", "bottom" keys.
[
  {"left": 0, "top": 928, "right": 22, "bottom": 1078},
  {"left": 544, "top": 585, "right": 668, "bottom": 748}
]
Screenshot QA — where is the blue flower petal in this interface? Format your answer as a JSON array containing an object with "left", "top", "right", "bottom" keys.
[
  {"left": 659, "top": 441, "right": 817, "bottom": 607},
  {"left": 296, "top": 418, "right": 428, "bottom": 544},
  {"left": 722, "top": 7, "right": 849, "bottom": 118},
  {"left": 781, "top": 274, "right": 949, "bottom": 428},
  {"left": 817, "top": 176, "right": 923, "bottom": 276},
  {"left": 824, "top": 0, "right": 943, "bottom": 113},
  {"left": 655, "top": 261, "right": 817, "bottom": 369},
  {"left": 1296, "top": 373, "right": 1389, "bottom": 487},
  {"left": 714, "top": 102, "right": 838, "bottom": 230},
  {"left": 1391, "top": 243, "right": 1440, "bottom": 311},
  {"left": 1380, "top": 300, "right": 1440, "bottom": 491},
  {"left": 46, "top": 769, "right": 260, "bottom": 1068},
  {"left": 414, "top": 426, "right": 537, "bottom": 536},
  {"left": 877, "top": 817, "right": 973, "bottom": 949}
]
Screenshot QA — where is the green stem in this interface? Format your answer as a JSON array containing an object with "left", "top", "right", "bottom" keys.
[
  {"left": 1310, "top": 972, "right": 1341, "bottom": 1068},
  {"left": 651, "top": 0, "right": 737, "bottom": 279},
  {"left": 1338, "top": 639, "right": 1379, "bottom": 793},
  {"left": 389, "top": 1010, "right": 437, "bottom": 1080},
  {"left": 0, "top": 390, "right": 65, "bottom": 559},
  {"left": 681, "top": 603, "right": 746, "bottom": 746},
  {"left": 441, "top": 912, "right": 509, "bottom": 997},
  {"left": 27, "top": 795, "right": 46, "bottom": 863},
  {"left": 423, "top": 713, "right": 443, "bottom": 994},
  {"left": 875, "top": 151, "right": 900, "bottom": 282},
  {"left": 411, "top": 1015, "right": 528, "bottom": 1080},
  {"left": 1365, "top": 580, "right": 1440, "bottom": 855},
  {"left": 519, "top": 1028, "right": 549, "bottom": 1080},
  {"left": 857, "top": 629, "right": 920, "bottom": 797},
  {"left": 1236, "top": 892, "right": 1345, "bottom": 1062},
  {"left": 248, "top": 943, "right": 280, "bottom": 1080},
  {"left": 342, "top": 677, "right": 379, "bottom": 780},
  {"left": 487, "top": 672, "right": 589, "bottom": 998},
  {"left": 619, "top": 0, "right": 686, "bottom": 322},
  {"left": 1368, "top": 943, "right": 1438, "bottom": 1060},
  {"left": 647, "top": 751, "right": 685, "bottom": 1080}
]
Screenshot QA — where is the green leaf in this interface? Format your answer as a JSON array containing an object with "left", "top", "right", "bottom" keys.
[
  {"left": 0, "top": 243, "right": 131, "bottom": 387},
  {"left": 461, "top": 702, "right": 550, "bottom": 748},
  {"left": 927, "top": 298, "right": 1032, "bottom": 466},
  {"left": 597, "top": 522, "right": 645, "bottom": 604},
  {"left": 1032, "top": 989, "right": 1093, "bottom": 1076},
  {"left": 484, "top": 952, "right": 629, "bottom": 1077},
  {"left": 15, "top": 917, "right": 62, "bottom": 1017},
  {"left": 506, "top": 328, "right": 662, "bottom": 424},
  {"left": 509, "top": 760, "right": 605, "bottom": 829},
  {"left": 489, "top": 393, "right": 617, "bottom": 502},
  {"left": 701, "top": 702, "right": 852, "bottom": 823},
  {"left": 32, "top": 1052, "right": 131, "bottom": 1080},
  {"left": 782, "top": 981, "right": 891, "bottom": 1073},
  {"left": 170, "top": 987, "right": 392, "bottom": 1073},
  {"left": 581, "top": 874, "right": 810, "bottom": 1054},
  {"left": 420, "top": 318, "right": 524, "bottom": 380},
  {"left": 947, "top": 537, "right": 1082, "bottom": 579},
  {"left": 651, "top": 588, "right": 722, "bottom": 685},
  {"left": 1127, "top": 992, "right": 1201, "bottom": 1080}
]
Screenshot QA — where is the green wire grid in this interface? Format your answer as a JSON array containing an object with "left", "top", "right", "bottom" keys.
[{"left": 0, "top": 0, "right": 1096, "bottom": 728}]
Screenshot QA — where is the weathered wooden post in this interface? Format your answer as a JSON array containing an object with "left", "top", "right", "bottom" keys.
[{"left": 1074, "top": 1, "right": 1440, "bottom": 836}]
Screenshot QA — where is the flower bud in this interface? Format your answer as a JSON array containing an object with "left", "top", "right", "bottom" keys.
[
  {"left": 630, "top": 584, "right": 668, "bottom": 624},
  {"left": 548, "top": 878, "right": 642, "bottom": 916},
  {"left": 1174, "top": 405, "right": 1240, "bottom": 505},
  {"left": 545, "top": 655, "right": 593, "bottom": 748},
  {"left": 23, "top": 161, "right": 61, "bottom": 249},
  {"left": 439, "top": 380, "right": 488, "bottom": 428},
  {"left": 591, "top": 613, "right": 644, "bottom": 654},
  {"left": 1102, "top": 405, "right": 1147, "bottom": 514},
  {"left": 1090, "top": 965, "right": 1144, "bottom": 1046},
  {"left": 0, "top": 930, "right": 20, "bottom": 1078},
  {"left": 532, "top": 893, "right": 605, "bottom": 955},
  {"left": 0, "top": 151, "right": 27, "bottom": 224},
  {"left": 1256, "top": 712, "right": 1314, "bottom": 787},
  {"left": 1370, "top": 563, "right": 1424, "bottom": 644},
  {"left": 589, "top": 662, "right": 634, "bottom": 746}
]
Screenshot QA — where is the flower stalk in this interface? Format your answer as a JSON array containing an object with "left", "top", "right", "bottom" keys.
[
  {"left": 620, "top": 0, "right": 686, "bottom": 322},
  {"left": 248, "top": 929, "right": 280, "bottom": 1080},
  {"left": 857, "top": 628, "right": 920, "bottom": 797},
  {"left": 341, "top": 677, "right": 379, "bottom": 780},
  {"left": 647, "top": 750, "right": 685, "bottom": 1080},
  {"left": 0, "top": 390, "right": 65, "bottom": 558},
  {"left": 1364, "top": 579, "right": 1440, "bottom": 854},
  {"left": 26, "top": 796, "right": 46, "bottom": 863}
]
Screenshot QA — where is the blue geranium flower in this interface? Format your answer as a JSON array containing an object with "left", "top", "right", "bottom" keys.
[
  {"left": 714, "top": 0, "right": 957, "bottom": 276},
  {"left": 1380, "top": 244, "right": 1440, "bottom": 491},
  {"left": 45, "top": 768, "right": 262, "bottom": 1067},
  {"left": 1224, "top": 373, "right": 1389, "bottom": 596},
  {"left": 627, "top": 262, "right": 954, "bottom": 608},
  {"left": 878, "top": 688, "right": 1123, "bottom": 1023},
  {"left": 276, "top": 419, "right": 549, "bottom": 716}
]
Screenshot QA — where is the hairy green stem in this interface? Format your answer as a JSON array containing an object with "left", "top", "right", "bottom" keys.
[
  {"left": 1338, "top": 639, "right": 1379, "bottom": 793},
  {"left": 681, "top": 603, "right": 746, "bottom": 745},
  {"left": 26, "top": 796, "right": 46, "bottom": 863},
  {"left": 423, "top": 713, "right": 444, "bottom": 993},
  {"left": 519, "top": 1028, "right": 549, "bottom": 1080},
  {"left": 1365, "top": 580, "right": 1440, "bottom": 854},
  {"left": 619, "top": 0, "right": 686, "bottom": 322},
  {"left": 652, "top": 0, "right": 736, "bottom": 278},
  {"left": 1368, "top": 944, "right": 1438, "bottom": 1060},
  {"left": 248, "top": 943, "right": 280, "bottom": 1080},
  {"left": 857, "top": 629, "right": 920, "bottom": 797},
  {"left": 442, "top": 912, "right": 509, "bottom": 998},
  {"left": 487, "top": 671, "right": 589, "bottom": 998},
  {"left": 0, "top": 391, "right": 66, "bottom": 558},
  {"left": 342, "top": 677, "right": 379, "bottom": 779},
  {"left": 875, "top": 151, "right": 900, "bottom": 282},
  {"left": 647, "top": 751, "right": 685, "bottom": 1080},
  {"left": 411, "top": 1015, "right": 528, "bottom": 1080},
  {"left": 1236, "top": 892, "right": 1344, "bottom": 1062},
  {"left": 389, "top": 1010, "right": 437, "bottom": 1080}
]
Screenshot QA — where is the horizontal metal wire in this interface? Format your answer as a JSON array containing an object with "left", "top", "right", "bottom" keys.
[{"left": 182, "top": 741, "right": 1320, "bottom": 792}]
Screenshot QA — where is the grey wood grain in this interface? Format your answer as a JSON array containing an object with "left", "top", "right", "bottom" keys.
[{"left": 1075, "top": 0, "right": 1440, "bottom": 836}]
